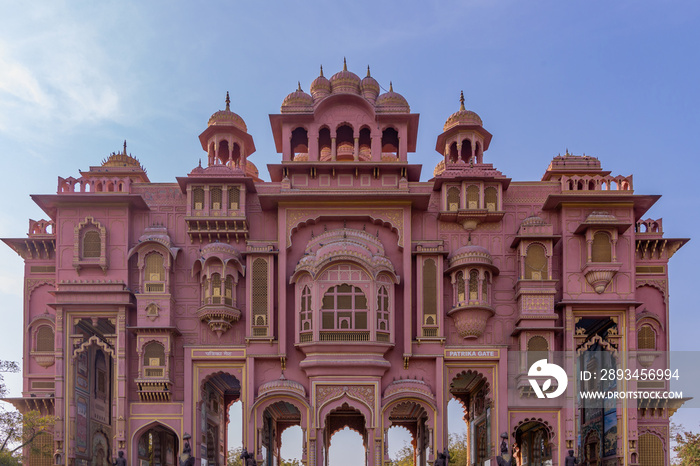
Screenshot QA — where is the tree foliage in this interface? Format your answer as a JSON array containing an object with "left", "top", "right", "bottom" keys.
[
  {"left": 388, "top": 430, "right": 469, "bottom": 466},
  {"left": 672, "top": 423, "right": 700, "bottom": 466},
  {"left": 0, "top": 361, "right": 55, "bottom": 464},
  {"left": 226, "top": 447, "right": 243, "bottom": 466}
]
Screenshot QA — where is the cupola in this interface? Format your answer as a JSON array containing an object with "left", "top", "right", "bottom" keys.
[
  {"left": 329, "top": 58, "right": 361, "bottom": 94},
  {"left": 360, "top": 66, "right": 380, "bottom": 103},
  {"left": 310, "top": 66, "right": 331, "bottom": 101},
  {"left": 281, "top": 82, "right": 314, "bottom": 113},
  {"left": 375, "top": 82, "right": 410, "bottom": 113}
]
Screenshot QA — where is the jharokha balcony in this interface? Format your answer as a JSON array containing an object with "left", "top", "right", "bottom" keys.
[{"left": 196, "top": 296, "right": 242, "bottom": 338}]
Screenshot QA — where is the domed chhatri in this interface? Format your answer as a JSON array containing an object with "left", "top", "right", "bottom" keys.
[
  {"left": 281, "top": 82, "right": 314, "bottom": 113},
  {"left": 101, "top": 140, "right": 145, "bottom": 170},
  {"left": 360, "top": 65, "right": 380, "bottom": 102},
  {"left": 208, "top": 91, "right": 248, "bottom": 132},
  {"left": 329, "top": 57, "right": 362, "bottom": 94},
  {"left": 443, "top": 91, "right": 483, "bottom": 131},
  {"left": 375, "top": 82, "right": 410, "bottom": 113},
  {"left": 310, "top": 65, "right": 331, "bottom": 101}
]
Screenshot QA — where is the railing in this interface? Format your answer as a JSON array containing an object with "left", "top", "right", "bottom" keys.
[
  {"left": 299, "top": 332, "right": 312, "bottom": 343},
  {"left": 145, "top": 282, "right": 165, "bottom": 293},
  {"left": 319, "top": 331, "right": 370, "bottom": 342},
  {"left": 422, "top": 327, "right": 438, "bottom": 338},
  {"left": 376, "top": 332, "right": 390, "bottom": 342},
  {"left": 144, "top": 368, "right": 164, "bottom": 378},
  {"left": 57, "top": 175, "right": 133, "bottom": 194},
  {"left": 561, "top": 174, "right": 633, "bottom": 192}
]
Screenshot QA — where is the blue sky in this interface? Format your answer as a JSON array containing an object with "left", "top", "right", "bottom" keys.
[{"left": 1, "top": 1, "right": 699, "bottom": 463}]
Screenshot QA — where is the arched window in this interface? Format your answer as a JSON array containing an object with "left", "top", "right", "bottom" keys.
[
  {"left": 592, "top": 231, "right": 612, "bottom": 262},
  {"left": 527, "top": 336, "right": 549, "bottom": 368},
  {"left": 145, "top": 253, "right": 165, "bottom": 293},
  {"left": 321, "top": 284, "right": 367, "bottom": 331},
  {"left": 336, "top": 125, "right": 354, "bottom": 161},
  {"left": 210, "top": 186, "right": 222, "bottom": 210},
  {"left": 484, "top": 187, "right": 498, "bottom": 211},
  {"left": 377, "top": 286, "right": 389, "bottom": 332},
  {"left": 460, "top": 138, "right": 472, "bottom": 162},
  {"left": 423, "top": 259, "right": 437, "bottom": 326},
  {"left": 224, "top": 276, "right": 234, "bottom": 306},
  {"left": 82, "top": 230, "right": 101, "bottom": 258},
  {"left": 482, "top": 271, "right": 490, "bottom": 302},
  {"left": 449, "top": 142, "right": 458, "bottom": 163},
  {"left": 229, "top": 186, "right": 240, "bottom": 210},
  {"left": 318, "top": 127, "right": 332, "bottom": 161},
  {"left": 456, "top": 271, "right": 465, "bottom": 303},
  {"left": 381, "top": 127, "right": 399, "bottom": 160},
  {"left": 291, "top": 127, "right": 309, "bottom": 160},
  {"left": 447, "top": 187, "right": 460, "bottom": 211},
  {"left": 252, "top": 259, "right": 269, "bottom": 332},
  {"left": 192, "top": 187, "right": 204, "bottom": 210},
  {"left": 466, "top": 185, "right": 479, "bottom": 209},
  {"left": 469, "top": 270, "right": 479, "bottom": 301},
  {"left": 638, "top": 325, "right": 656, "bottom": 350},
  {"left": 218, "top": 140, "right": 230, "bottom": 164},
  {"left": 524, "top": 244, "right": 548, "bottom": 280},
  {"left": 36, "top": 326, "right": 54, "bottom": 352},
  {"left": 143, "top": 342, "right": 165, "bottom": 378},
  {"left": 300, "top": 285, "right": 312, "bottom": 331},
  {"left": 359, "top": 127, "right": 371, "bottom": 160},
  {"left": 211, "top": 273, "right": 221, "bottom": 304}
]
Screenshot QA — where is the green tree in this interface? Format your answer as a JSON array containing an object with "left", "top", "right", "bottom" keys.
[
  {"left": 226, "top": 447, "right": 243, "bottom": 466},
  {"left": 280, "top": 459, "right": 302, "bottom": 466},
  {"left": 672, "top": 423, "right": 700, "bottom": 466},
  {"left": 448, "top": 431, "right": 468, "bottom": 465},
  {"left": 388, "top": 441, "right": 414, "bottom": 466},
  {"left": 0, "top": 361, "right": 55, "bottom": 465}
]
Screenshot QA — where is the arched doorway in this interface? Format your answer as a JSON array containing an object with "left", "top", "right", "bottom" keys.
[
  {"left": 449, "top": 370, "right": 491, "bottom": 465},
  {"left": 325, "top": 403, "right": 368, "bottom": 465},
  {"left": 514, "top": 421, "right": 552, "bottom": 466},
  {"left": 584, "top": 430, "right": 601, "bottom": 466},
  {"left": 201, "top": 372, "right": 241, "bottom": 466},
  {"left": 260, "top": 401, "right": 303, "bottom": 466},
  {"left": 137, "top": 424, "right": 179, "bottom": 466},
  {"left": 386, "top": 401, "right": 430, "bottom": 466}
]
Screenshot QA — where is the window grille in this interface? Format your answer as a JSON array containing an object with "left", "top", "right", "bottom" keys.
[
  {"left": 211, "top": 273, "right": 221, "bottom": 304},
  {"left": 525, "top": 244, "right": 547, "bottom": 280},
  {"left": 229, "top": 186, "right": 240, "bottom": 210},
  {"left": 638, "top": 433, "right": 663, "bottom": 466},
  {"left": 210, "top": 187, "right": 222, "bottom": 210},
  {"left": 225, "top": 276, "right": 234, "bottom": 305},
  {"left": 377, "top": 286, "right": 389, "bottom": 331},
  {"left": 423, "top": 259, "right": 437, "bottom": 323},
  {"left": 252, "top": 259, "right": 268, "bottom": 317},
  {"left": 484, "top": 187, "right": 497, "bottom": 211},
  {"left": 36, "top": 326, "right": 54, "bottom": 352},
  {"left": 527, "top": 336, "right": 549, "bottom": 368},
  {"left": 145, "top": 253, "right": 164, "bottom": 281},
  {"left": 192, "top": 187, "right": 204, "bottom": 210},
  {"left": 638, "top": 325, "right": 656, "bottom": 350},
  {"left": 456, "top": 271, "right": 465, "bottom": 302},
  {"left": 447, "top": 187, "right": 460, "bottom": 211},
  {"left": 469, "top": 270, "right": 479, "bottom": 301},
  {"left": 29, "top": 432, "right": 53, "bottom": 466},
  {"left": 592, "top": 231, "right": 612, "bottom": 262},
  {"left": 82, "top": 230, "right": 101, "bottom": 258},
  {"left": 144, "top": 342, "right": 164, "bottom": 366},
  {"left": 467, "top": 185, "right": 479, "bottom": 209},
  {"left": 482, "top": 271, "right": 489, "bottom": 302},
  {"left": 301, "top": 285, "right": 312, "bottom": 331}
]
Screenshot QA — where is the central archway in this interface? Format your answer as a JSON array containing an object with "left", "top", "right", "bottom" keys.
[
  {"left": 325, "top": 402, "right": 368, "bottom": 465},
  {"left": 201, "top": 372, "right": 241, "bottom": 466}
]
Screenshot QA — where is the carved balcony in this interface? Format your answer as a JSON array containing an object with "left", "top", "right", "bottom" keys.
[
  {"left": 196, "top": 302, "right": 242, "bottom": 337},
  {"left": 447, "top": 302, "right": 495, "bottom": 339}
]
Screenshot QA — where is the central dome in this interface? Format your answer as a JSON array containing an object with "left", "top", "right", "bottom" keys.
[
  {"left": 443, "top": 91, "right": 482, "bottom": 131},
  {"left": 329, "top": 59, "right": 361, "bottom": 94},
  {"left": 208, "top": 92, "right": 247, "bottom": 132}
]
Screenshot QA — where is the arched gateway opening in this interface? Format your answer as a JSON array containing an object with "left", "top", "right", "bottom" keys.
[
  {"left": 201, "top": 372, "right": 241, "bottom": 466},
  {"left": 449, "top": 370, "right": 491, "bottom": 465},
  {"left": 260, "top": 401, "right": 303, "bottom": 465},
  {"left": 136, "top": 424, "right": 179, "bottom": 466},
  {"left": 386, "top": 401, "right": 430, "bottom": 466},
  {"left": 325, "top": 403, "right": 368, "bottom": 465}
]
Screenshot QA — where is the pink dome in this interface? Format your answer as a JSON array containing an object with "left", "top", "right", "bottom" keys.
[
  {"left": 329, "top": 59, "right": 361, "bottom": 94},
  {"left": 281, "top": 83, "right": 314, "bottom": 113},
  {"left": 208, "top": 92, "right": 247, "bottom": 132},
  {"left": 443, "top": 91, "right": 482, "bottom": 131},
  {"left": 448, "top": 242, "right": 498, "bottom": 273},
  {"left": 310, "top": 66, "right": 331, "bottom": 101},
  {"left": 360, "top": 66, "right": 380, "bottom": 102},
  {"left": 375, "top": 82, "right": 410, "bottom": 113}
]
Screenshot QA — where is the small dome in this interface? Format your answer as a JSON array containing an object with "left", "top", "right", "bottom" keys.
[
  {"left": 329, "top": 59, "right": 361, "bottom": 94},
  {"left": 245, "top": 160, "right": 260, "bottom": 180},
  {"left": 258, "top": 374, "right": 306, "bottom": 398},
  {"left": 448, "top": 242, "right": 498, "bottom": 273},
  {"left": 443, "top": 91, "right": 482, "bottom": 131},
  {"left": 361, "top": 66, "right": 380, "bottom": 102},
  {"left": 375, "top": 82, "right": 410, "bottom": 113},
  {"left": 101, "top": 141, "right": 145, "bottom": 170},
  {"left": 310, "top": 65, "right": 331, "bottom": 101},
  {"left": 522, "top": 215, "right": 547, "bottom": 226},
  {"left": 281, "top": 82, "right": 314, "bottom": 113},
  {"left": 208, "top": 92, "right": 247, "bottom": 132},
  {"left": 433, "top": 160, "right": 446, "bottom": 176}
]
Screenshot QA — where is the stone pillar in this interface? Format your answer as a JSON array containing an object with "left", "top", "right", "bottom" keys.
[
  {"left": 371, "top": 134, "right": 381, "bottom": 161},
  {"left": 331, "top": 137, "right": 337, "bottom": 161},
  {"left": 353, "top": 137, "right": 359, "bottom": 161},
  {"left": 309, "top": 129, "right": 319, "bottom": 161}
]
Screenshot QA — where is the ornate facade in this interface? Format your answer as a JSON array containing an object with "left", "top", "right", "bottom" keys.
[{"left": 3, "top": 63, "right": 688, "bottom": 466}]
